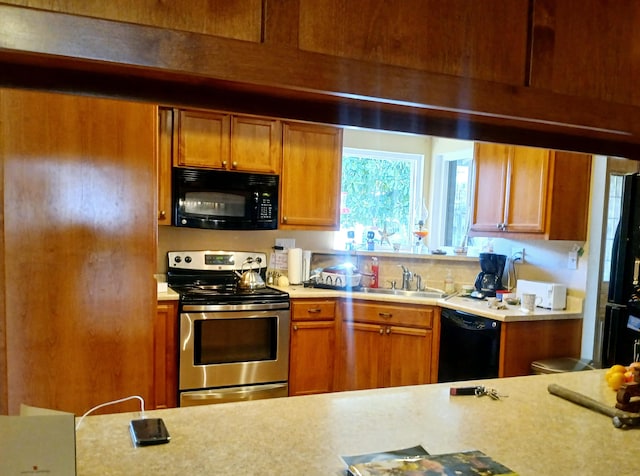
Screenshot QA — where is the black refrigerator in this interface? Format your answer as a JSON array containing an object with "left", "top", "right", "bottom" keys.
[{"left": 603, "top": 173, "right": 640, "bottom": 367}]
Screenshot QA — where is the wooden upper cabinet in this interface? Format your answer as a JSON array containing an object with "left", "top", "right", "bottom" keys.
[
  {"left": 530, "top": 0, "right": 640, "bottom": 106},
  {"left": 298, "top": 0, "right": 529, "bottom": 85},
  {"left": 4, "top": 0, "right": 263, "bottom": 41},
  {"left": 472, "top": 143, "right": 549, "bottom": 235},
  {"left": 231, "top": 116, "right": 281, "bottom": 174},
  {"left": 471, "top": 142, "right": 591, "bottom": 240},
  {"left": 174, "top": 109, "right": 281, "bottom": 173},
  {"left": 280, "top": 121, "right": 343, "bottom": 230},
  {"left": 157, "top": 107, "right": 173, "bottom": 225},
  {"left": 175, "top": 109, "right": 231, "bottom": 169},
  {"left": 471, "top": 143, "right": 510, "bottom": 233}
]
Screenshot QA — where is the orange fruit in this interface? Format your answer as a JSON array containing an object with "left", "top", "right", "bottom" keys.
[
  {"left": 609, "top": 372, "right": 626, "bottom": 390},
  {"left": 610, "top": 364, "right": 627, "bottom": 374}
]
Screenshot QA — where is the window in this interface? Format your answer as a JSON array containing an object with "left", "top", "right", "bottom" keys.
[
  {"left": 337, "top": 147, "right": 424, "bottom": 250},
  {"left": 429, "top": 146, "right": 474, "bottom": 250},
  {"left": 444, "top": 158, "right": 473, "bottom": 247},
  {"left": 603, "top": 174, "right": 625, "bottom": 281}
]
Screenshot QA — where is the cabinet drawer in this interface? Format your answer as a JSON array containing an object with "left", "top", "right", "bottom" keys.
[
  {"left": 291, "top": 299, "right": 336, "bottom": 321},
  {"left": 346, "top": 301, "right": 433, "bottom": 328}
]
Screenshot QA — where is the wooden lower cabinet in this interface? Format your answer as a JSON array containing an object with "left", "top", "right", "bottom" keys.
[
  {"left": 289, "top": 299, "right": 337, "bottom": 396},
  {"left": 154, "top": 300, "right": 178, "bottom": 409},
  {"left": 499, "top": 318, "right": 583, "bottom": 377},
  {"left": 336, "top": 300, "right": 439, "bottom": 391}
]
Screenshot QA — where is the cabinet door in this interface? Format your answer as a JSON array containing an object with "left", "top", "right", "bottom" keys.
[
  {"left": 1, "top": 89, "right": 156, "bottom": 415},
  {"left": 505, "top": 146, "right": 549, "bottom": 233},
  {"left": 281, "top": 122, "right": 343, "bottom": 229},
  {"left": 154, "top": 301, "right": 178, "bottom": 409},
  {"left": 231, "top": 115, "right": 281, "bottom": 173},
  {"left": 471, "top": 142, "right": 509, "bottom": 233},
  {"left": 339, "top": 322, "right": 384, "bottom": 391},
  {"left": 174, "top": 109, "right": 231, "bottom": 168},
  {"left": 386, "top": 326, "right": 432, "bottom": 387},
  {"left": 157, "top": 107, "right": 173, "bottom": 225},
  {"left": 289, "top": 320, "right": 335, "bottom": 396}
]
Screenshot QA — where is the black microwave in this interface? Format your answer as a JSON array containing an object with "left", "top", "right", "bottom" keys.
[{"left": 172, "top": 167, "right": 279, "bottom": 230}]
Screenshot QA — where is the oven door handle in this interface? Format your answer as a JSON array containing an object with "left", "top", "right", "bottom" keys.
[{"left": 180, "top": 382, "right": 288, "bottom": 406}]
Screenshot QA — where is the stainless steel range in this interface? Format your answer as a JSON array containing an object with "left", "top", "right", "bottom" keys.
[{"left": 167, "top": 250, "right": 290, "bottom": 407}]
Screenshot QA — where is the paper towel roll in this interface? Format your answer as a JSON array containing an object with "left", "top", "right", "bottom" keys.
[
  {"left": 302, "top": 250, "right": 312, "bottom": 281},
  {"left": 288, "top": 248, "right": 303, "bottom": 284}
]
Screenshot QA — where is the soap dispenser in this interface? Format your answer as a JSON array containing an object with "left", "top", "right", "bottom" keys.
[
  {"left": 370, "top": 257, "right": 379, "bottom": 288},
  {"left": 444, "top": 269, "right": 455, "bottom": 294}
]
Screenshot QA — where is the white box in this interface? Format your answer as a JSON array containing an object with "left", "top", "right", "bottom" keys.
[{"left": 516, "top": 279, "right": 567, "bottom": 310}]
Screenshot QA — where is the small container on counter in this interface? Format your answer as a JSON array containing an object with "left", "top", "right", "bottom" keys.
[
  {"left": 495, "top": 290, "right": 510, "bottom": 301},
  {"left": 370, "top": 257, "right": 379, "bottom": 288}
]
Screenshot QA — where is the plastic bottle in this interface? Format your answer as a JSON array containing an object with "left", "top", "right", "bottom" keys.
[
  {"left": 444, "top": 269, "right": 455, "bottom": 294},
  {"left": 370, "top": 257, "right": 379, "bottom": 288}
]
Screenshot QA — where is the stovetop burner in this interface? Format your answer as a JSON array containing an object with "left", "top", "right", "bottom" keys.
[{"left": 167, "top": 250, "right": 289, "bottom": 305}]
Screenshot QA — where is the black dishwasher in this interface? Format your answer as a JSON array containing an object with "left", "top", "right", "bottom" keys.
[{"left": 437, "top": 308, "right": 501, "bottom": 383}]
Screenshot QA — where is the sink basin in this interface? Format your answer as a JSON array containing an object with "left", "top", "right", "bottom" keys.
[{"left": 355, "top": 287, "right": 447, "bottom": 299}]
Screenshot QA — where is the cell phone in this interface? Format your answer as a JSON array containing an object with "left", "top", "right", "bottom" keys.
[{"left": 129, "top": 418, "right": 170, "bottom": 446}]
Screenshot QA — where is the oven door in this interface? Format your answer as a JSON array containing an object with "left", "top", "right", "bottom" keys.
[{"left": 179, "top": 306, "right": 290, "bottom": 393}]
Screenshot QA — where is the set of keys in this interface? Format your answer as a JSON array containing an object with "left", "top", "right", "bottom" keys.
[{"left": 449, "top": 385, "right": 506, "bottom": 400}]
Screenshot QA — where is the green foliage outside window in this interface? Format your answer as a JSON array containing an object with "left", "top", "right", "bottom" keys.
[{"left": 341, "top": 154, "right": 413, "bottom": 241}]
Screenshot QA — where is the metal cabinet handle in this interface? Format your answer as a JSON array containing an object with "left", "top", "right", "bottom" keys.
[
  {"left": 293, "top": 324, "right": 298, "bottom": 331},
  {"left": 159, "top": 210, "right": 166, "bottom": 219},
  {"left": 386, "top": 327, "right": 391, "bottom": 334},
  {"left": 379, "top": 328, "right": 384, "bottom": 334},
  {"left": 232, "top": 161, "right": 238, "bottom": 168},
  {"left": 307, "top": 308, "right": 321, "bottom": 313},
  {"left": 378, "top": 312, "right": 393, "bottom": 318},
  {"left": 283, "top": 216, "right": 288, "bottom": 223},
  {"left": 222, "top": 160, "right": 227, "bottom": 167}
]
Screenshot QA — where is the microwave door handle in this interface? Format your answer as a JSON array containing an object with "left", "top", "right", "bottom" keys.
[{"left": 634, "top": 258, "right": 640, "bottom": 286}]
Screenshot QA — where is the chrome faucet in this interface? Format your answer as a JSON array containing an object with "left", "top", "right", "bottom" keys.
[
  {"left": 414, "top": 273, "right": 422, "bottom": 292},
  {"left": 399, "top": 265, "right": 412, "bottom": 290}
]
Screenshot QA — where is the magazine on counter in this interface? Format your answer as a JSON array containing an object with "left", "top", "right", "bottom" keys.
[
  {"left": 345, "top": 449, "right": 518, "bottom": 476},
  {"left": 341, "top": 445, "right": 430, "bottom": 473}
]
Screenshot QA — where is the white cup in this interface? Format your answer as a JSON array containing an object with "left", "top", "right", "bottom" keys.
[{"left": 521, "top": 293, "right": 542, "bottom": 312}]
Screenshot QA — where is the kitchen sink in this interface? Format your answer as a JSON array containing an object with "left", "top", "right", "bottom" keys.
[{"left": 355, "top": 287, "right": 447, "bottom": 299}]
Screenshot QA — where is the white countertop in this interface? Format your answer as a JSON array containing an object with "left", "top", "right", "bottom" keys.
[
  {"left": 277, "top": 285, "right": 583, "bottom": 323},
  {"left": 75, "top": 370, "right": 639, "bottom": 476},
  {"left": 157, "top": 284, "right": 582, "bottom": 322}
]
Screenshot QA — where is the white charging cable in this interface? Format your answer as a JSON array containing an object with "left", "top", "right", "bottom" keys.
[{"left": 75, "top": 395, "right": 145, "bottom": 430}]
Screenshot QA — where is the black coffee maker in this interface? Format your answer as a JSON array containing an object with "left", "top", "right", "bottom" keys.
[{"left": 474, "top": 253, "right": 507, "bottom": 297}]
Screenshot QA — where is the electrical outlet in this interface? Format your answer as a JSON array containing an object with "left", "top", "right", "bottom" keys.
[{"left": 511, "top": 247, "right": 525, "bottom": 263}]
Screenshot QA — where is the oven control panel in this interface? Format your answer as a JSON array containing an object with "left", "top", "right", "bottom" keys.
[{"left": 168, "top": 251, "right": 266, "bottom": 271}]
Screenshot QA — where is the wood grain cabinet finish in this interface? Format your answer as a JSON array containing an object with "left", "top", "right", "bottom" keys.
[
  {"left": 3, "top": 0, "right": 263, "bottom": 41},
  {"left": 337, "top": 301, "right": 438, "bottom": 391},
  {"left": 298, "top": 0, "right": 529, "bottom": 86},
  {"left": 289, "top": 299, "right": 337, "bottom": 396},
  {"left": 0, "top": 89, "right": 156, "bottom": 415},
  {"left": 154, "top": 301, "right": 178, "bottom": 409},
  {"left": 500, "top": 319, "right": 583, "bottom": 378},
  {"left": 157, "top": 107, "right": 173, "bottom": 225},
  {"left": 471, "top": 143, "right": 591, "bottom": 240},
  {"left": 530, "top": 0, "right": 640, "bottom": 106},
  {"left": 173, "top": 109, "right": 281, "bottom": 173},
  {"left": 280, "top": 121, "right": 343, "bottom": 230}
]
